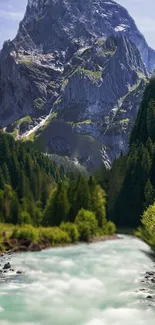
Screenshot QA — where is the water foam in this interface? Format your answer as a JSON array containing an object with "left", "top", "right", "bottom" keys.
[{"left": 0, "top": 236, "right": 155, "bottom": 325}]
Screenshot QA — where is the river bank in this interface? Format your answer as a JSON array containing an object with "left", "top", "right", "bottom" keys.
[
  {"left": 0, "top": 234, "right": 120, "bottom": 281},
  {"left": 0, "top": 234, "right": 120, "bottom": 255}
]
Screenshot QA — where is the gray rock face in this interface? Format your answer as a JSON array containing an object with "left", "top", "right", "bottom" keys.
[
  {"left": 50, "top": 36, "right": 147, "bottom": 164},
  {"left": 15, "top": 0, "right": 155, "bottom": 71},
  {"left": 0, "top": 0, "right": 153, "bottom": 167},
  {"left": 0, "top": 41, "right": 61, "bottom": 126}
]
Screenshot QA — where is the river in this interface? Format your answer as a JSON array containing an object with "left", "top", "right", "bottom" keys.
[{"left": 0, "top": 236, "right": 155, "bottom": 325}]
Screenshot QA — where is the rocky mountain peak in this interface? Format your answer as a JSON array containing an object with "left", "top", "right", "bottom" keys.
[{"left": 14, "top": 0, "right": 155, "bottom": 71}]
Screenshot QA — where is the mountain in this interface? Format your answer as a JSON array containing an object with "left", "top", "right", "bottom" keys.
[
  {"left": 0, "top": 0, "right": 154, "bottom": 168},
  {"left": 14, "top": 0, "right": 155, "bottom": 71}
]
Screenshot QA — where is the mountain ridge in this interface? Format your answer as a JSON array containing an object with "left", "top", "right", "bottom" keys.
[{"left": 15, "top": 0, "right": 155, "bottom": 71}]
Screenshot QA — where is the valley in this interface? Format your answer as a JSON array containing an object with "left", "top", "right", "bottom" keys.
[{"left": 0, "top": 1, "right": 155, "bottom": 324}]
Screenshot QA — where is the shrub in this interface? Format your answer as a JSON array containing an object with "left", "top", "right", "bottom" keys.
[
  {"left": 0, "top": 242, "right": 5, "bottom": 252},
  {"left": 75, "top": 209, "right": 98, "bottom": 242},
  {"left": 141, "top": 203, "right": 155, "bottom": 237},
  {"left": 135, "top": 203, "right": 155, "bottom": 251},
  {"left": 18, "top": 211, "right": 32, "bottom": 225},
  {"left": 60, "top": 222, "right": 79, "bottom": 243},
  {"left": 135, "top": 203, "right": 155, "bottom": 250},
  {"left": 106, "top": 221, "right": 116, "bottom": 235},
  {"left": 11, "top": 225, "right": 39, "bottom": 242},
  {"left": 39, "top": 227, "right": 70, "bottom": 245},
  {"left": 135, "top": 226, "right": 155, "bottom": 246}
]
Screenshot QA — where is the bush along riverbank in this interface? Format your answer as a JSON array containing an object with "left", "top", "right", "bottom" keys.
[
  {"left": 135, "top": 202, "right": 155, "bottom": 301},
  {"left": 0, "top": 209, "right": 116, "bottom": 254},
  {"left": 135, "top": 203, "right": 155, "bottom": 253}
]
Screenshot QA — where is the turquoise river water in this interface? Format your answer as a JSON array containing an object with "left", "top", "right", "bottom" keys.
[{"left": 0, "top": 235, "right": 155, "bottom": 325}]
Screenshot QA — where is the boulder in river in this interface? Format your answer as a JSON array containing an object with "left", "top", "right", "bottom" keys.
[
  {"left": 146, "top": 272, "right": 155, "bottom": 276},
  {"left": 3, "top": 262, "right": 11, "bottom": 270},
  {"left": 16, "top": 270, "right": 22, "bottom": 275}
]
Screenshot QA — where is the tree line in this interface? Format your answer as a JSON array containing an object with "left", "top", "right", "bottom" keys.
[{"left": 95, "top": 77, "right": 155, "bottom": 232}]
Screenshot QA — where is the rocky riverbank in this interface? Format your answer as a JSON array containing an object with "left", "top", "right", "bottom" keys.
[
  {"left": 0, "top": 235, "right": 120, "bottom": 283},
  {"left": 0, "top": 238, "right": 51, "bottom": 254},
  {"left": 0, "top": 251, "right": 23, "bottom": 283},
  {"left": 139, "top": 265, "right": 155, "bottom": 303},
  {"left": 89, "top": 234, "right": 120, "bottom": 243},
  {"left": 0, "top": 234, "right": 120, "bottom": 255}
]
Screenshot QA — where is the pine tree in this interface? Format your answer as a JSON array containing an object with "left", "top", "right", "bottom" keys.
[
  {"left": 10, "top": 194, "right": 20, "bottom": 225},
  {"left": 54, "top": 182, "right": 70, "bottom": 225},
  {"left": 43, "top": 183, "right": 70, "bottom": 226},
  {"left": 3, "top": 185, "right": 13, "bottom": 223},
  {"left": 141, "top": 147, "right": 152, "bottom": 185},
  {"left": 40, "top": 175, "right": 50, "bottom": 208},
  {"left": 88, "top": 176, "right": 96, "bottom": 194},
  {"left": 0, "top": 133, "right": 10, "bottom": 164},
  {"left": 91, "top": 185, "right": 107, "bottom": 229},
  {"left": 146, "top": 138, "right": 154, "bottom": 157},
  {"left": 73, "top": 176, "right": 90, "bottom": 217},
  {"left": 10, "top": 154, "right": 20, "bottom": 189},
  {"left": 43, "top": 188, "right": 57, "bottom": 226},
  {"left": 18, "top": 170, "right": 27, "bottom": 198},
  {"left": 144, "top": 179, "right": 155, "bottom": 209},
  {"left": 67, "top": 177, "right": 78, "bottom": 222},
  {"left": 0, "top": 190, "right": 4, "bottom": 222},
  {"left": 147, "top": 99, "right": 155, "bottom": 142},
  {"left": 2, "top": 163, "right": 10, "bottom": 184},
  {"left": 0, "top": 169, "right": 5, "bottom": 190},
  {"left": 25, "top": 154, "right": 32, "bottom": 178}
]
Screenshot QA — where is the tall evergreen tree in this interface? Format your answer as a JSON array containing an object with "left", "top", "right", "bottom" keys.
[
  {"left": 147, "top": 100, "right": 155, "bottom": 142},
  {"left": 144, "top": 179, "right": 155, "bottom": 209},
  {"left": 10, "top": 194, "right": 20, "bottom": 225},
  {"left": 43, "top": 183, "right": 70, "bottom": 226},
  {"left": 0, "top": 169, "right": 5, "bottom": 190},
  {"left": 73, "top": 176, "right": 90, "bottom": 217},
  {"left": 91, "top": 185, "right": 107, "bottom": 229},
  {"left": 2, "top": 163, "right": 10, "bottom": 184}
]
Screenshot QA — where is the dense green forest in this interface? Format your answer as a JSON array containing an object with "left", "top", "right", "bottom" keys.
[
  {"left": 95, "top": 77, "right": 155, "bottom": 248},
  {"left": 0, "top": 131, "right": 115, "bottom": 245},
  {"left": 0, "top": 131, "right": 63, "bottom": 225}
]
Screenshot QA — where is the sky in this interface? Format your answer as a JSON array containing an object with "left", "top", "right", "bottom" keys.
[{"left": 0, "top": 0, "right": 155, "bottom": 49}]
